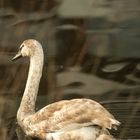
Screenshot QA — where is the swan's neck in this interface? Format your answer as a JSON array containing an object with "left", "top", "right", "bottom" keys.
[{"left": 17, "top": 48, "right": 44, "bottom": 121}]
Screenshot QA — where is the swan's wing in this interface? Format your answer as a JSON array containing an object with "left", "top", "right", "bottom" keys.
[{"left": 28, "top": 99, "right": 120, "bottom": 132}]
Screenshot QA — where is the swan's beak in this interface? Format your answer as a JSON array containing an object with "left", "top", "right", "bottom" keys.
[{"left": 12, "top": 51, "right": 22, "bottom": 61}]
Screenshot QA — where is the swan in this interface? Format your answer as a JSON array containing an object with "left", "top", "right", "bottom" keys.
[{"left": 12, "top": 39, "right": 120, "bottom": 140}]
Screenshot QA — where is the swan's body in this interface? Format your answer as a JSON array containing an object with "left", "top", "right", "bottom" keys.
[{"left": 12, "top": 39, "right": 120, "bottom": 140}]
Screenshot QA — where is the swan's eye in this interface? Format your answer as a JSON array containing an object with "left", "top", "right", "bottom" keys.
[{"left": 19, "top": 44, "right": 24, "bottom": 51}]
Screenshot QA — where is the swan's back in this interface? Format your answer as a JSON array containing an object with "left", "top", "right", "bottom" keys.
[
  {"left": 22, "top": 99, "right": 120, "bottom": 139},
  {"left": 36, "top": 99, "right": 119, "bottom": 130}
]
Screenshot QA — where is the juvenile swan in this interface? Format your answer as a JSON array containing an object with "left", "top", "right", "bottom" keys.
[{"left": 12, "top": 39, "right": 120, "bottom": 140}]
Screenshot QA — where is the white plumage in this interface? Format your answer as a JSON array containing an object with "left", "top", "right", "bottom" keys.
[{"left": 12, "top": 39, "right": 120, "bottom": 140}]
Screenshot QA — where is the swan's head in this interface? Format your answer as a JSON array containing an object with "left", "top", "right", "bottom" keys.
[{"left": 12, "top": 39, "right": 42, "bottom": 61}]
